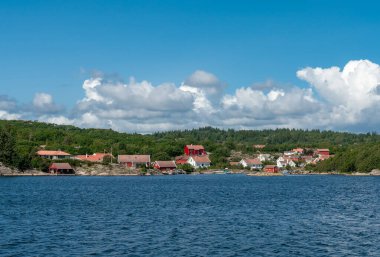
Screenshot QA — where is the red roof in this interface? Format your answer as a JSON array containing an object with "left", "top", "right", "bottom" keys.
[
  {"left": 118, "top": 155, "right": 150, "bottom": 163},
  {"left": 49, "top": 163, "right": 73, "bottom": 169},
  {"left": 154, "top": 161, "right": 176, "bottom": 168},
  {"left": 186, "top": 145, "right": 204, "bottom": 150},
  {"left": 75, "top": 153, "right": 112, "bottom": 162},
  {"left": 37, "top": 150, "right": 71, "bottom": 156},
  {"left": 264, "top": 165, "right": 277, "bottom": 169},
  {"left": 243, "top": 158, "right": 262, "bottom": 165},
  {"left": 191, "top": 155, "right": 211, "bottom": 163}
]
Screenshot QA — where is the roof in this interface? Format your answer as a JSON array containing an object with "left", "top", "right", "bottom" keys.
[
  {"left": 243, "top": 158, "right": 262, "bottom": 165},
  {"left": 186, "top": 145, "right": 205, "bottom": 150},
  {"left": 175, "top": 155, "right": 189, "bottom": 161},
  {"left": 75, "top": 153, "right": 112, "bottom": 162},
  {"left": 190, "top": 155, "right": 211, "bottom": 163},
  {"left": 155, "top": 161, "right": 176, "bottom": 168},
  {"left": 316, "top": 149, "right": 330, "bottom": 152},
  {"left": 37, "top": 150, "right": 71, "bottom": 156},
  {"left": 264, "top": 165, "right": 277, "bottom": 169},
  {"left": 118, "top": 155, "right": 150, "bottom": 163},
  {"left": 50, "top": 163, "right": 73, "bottom": 169}
]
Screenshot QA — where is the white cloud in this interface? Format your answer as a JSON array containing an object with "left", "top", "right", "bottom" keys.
[
  {"left": 32, "top": 93, "right": 64, "bottom": 114},
  {"left": 3, "top": 60, "right": 380, "bottom": 133},
  {"left": 297, "top": 59, "right": 380, "bottom": 128}
]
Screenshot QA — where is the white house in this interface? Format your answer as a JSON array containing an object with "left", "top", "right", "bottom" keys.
[
  {"left": 239, "top": 158, "right": 263, "bottom": 170},
  {"left": 258, "top": 154, "right": 271, "bottom": 162},
  {"left": 187, "top": 155, "right": 211, "bottom": 169},
  {"left": 277, "top": 156, "right": 296, "bottom": 168}
]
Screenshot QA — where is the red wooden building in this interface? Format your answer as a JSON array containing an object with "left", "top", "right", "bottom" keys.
[
  {"left": 153, "top": 161, "right": 177, "bottom": 171},
  {"left": 315, "top": 149, "right": 330, "bottom": 156},
  {"left": 184, "top": 145, "right": 206, "bottom": 156},
  {"left": 175, "top": 155, "right": 189, "bottom": 165},
  {"left": 118, "top": 155, "right": 150, "bottom": 168},
  {"left": 263, "top": 165, "right": 279, "bottom": 173},
  {"left": 49, "top": 163, "right": 75, "bottom": 174}
]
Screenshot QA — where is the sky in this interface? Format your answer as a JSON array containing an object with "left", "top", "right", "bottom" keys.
[{"left": 1, "top": 0, "right": 380, "bottom": 133}]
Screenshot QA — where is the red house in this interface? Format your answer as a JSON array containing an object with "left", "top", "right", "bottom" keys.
[
  {"left": 153, "top": 161, "right": 177, "bottom": 171},
  {"left": 263, "top": 165, "right": 279, "bottom": 173},
  {"left": 118, "top": 155, "right": 150, "bottom": 168},
  {"left": 315, "top": 149, "right": 330, "bottom": 156},
  {"left": 49, "top": 163, "right": 75, "bottom": 174},
  {"left": 184, "top": 145, "right": 206, "bottom": 156}
]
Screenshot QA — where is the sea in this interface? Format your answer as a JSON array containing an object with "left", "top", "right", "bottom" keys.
[{"left": 0, "top": 175, "right": 379, "bottom": 256}]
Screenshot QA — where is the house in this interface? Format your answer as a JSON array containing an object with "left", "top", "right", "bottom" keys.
[
  {"left": 49, "top": 163, "right": 75, "bottom": 174},
  {"left": 263, "top": 165, "right": 279, "bottom": 173},
  {"left": 118, "top": 155, "right": 150, "bottom": 168},
  {"left": 315, "top": 149, "right": 330, "bottom": 156},
  {"left": 253, "top": 144, "right": 266, "bottom": 149},
  {"left": 258, "top": 154, "right": 271, "bottom": 162},
  {"left": 37, "top": 150, "right": 71, "bottom": 160},
  {"left": 184, "top": 145, "right": 206, "bottom": 156},
  {"left": 175, "top": 155, "right": 189, "bottom": 165},
  {"left": 153, "top": 161, "right": 177, "bottom": 171},
  {"left": 187, "top": 155, "right": 211, "bottom": 169},
  {"left": 292, "top": 148, "right": 304, "bottom": 154},
  {"left": 75, "top": 153, "right": 113, "bottom": 163},
  {"left": 277, "top": 156, "right": 297, "bottom": 168},
  {"left": 239, "top": 158, "right": 263, "bottom": 170}
]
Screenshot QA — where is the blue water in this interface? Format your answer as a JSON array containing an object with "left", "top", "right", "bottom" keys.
[{"left": 0, "top": 175, "right": 379, "bottom": 256}]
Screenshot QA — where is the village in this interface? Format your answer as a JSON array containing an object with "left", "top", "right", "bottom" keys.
[{"left": 36, "top": 144, "right": 333, "bottom": 176}]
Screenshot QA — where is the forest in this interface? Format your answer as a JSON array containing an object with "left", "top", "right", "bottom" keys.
[{"left": 0, "top": 119, "right": 379, "bottom": 172}]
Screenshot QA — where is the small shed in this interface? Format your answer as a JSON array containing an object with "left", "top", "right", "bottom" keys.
[
  {"left": 49, "top": 163, "right": 75, "bottom": 174},
  {"left": 263, "top": 165, "right": 279, "bottom": 173}
]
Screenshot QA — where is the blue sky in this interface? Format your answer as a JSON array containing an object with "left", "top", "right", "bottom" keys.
[{"left": 1, "top": 0, "right": 380, "bottom": 132}]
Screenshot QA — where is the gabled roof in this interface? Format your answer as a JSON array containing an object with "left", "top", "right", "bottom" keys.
[
  {"left": 37, "top": 150, "right": 71, "bottom": 156},
  {"left": 186, "top": 145, "right": 205, "bottom": 150},
  {"left": 190, "top": 155, "right": 211, "bottom": 163},
  {"left": 243, "top": 158, "right": 262, "bottom": 165},
  {"left": 118, "top": 155, "right": 150, "bottom": 163},
  {"left": 50, "top": 163, "right": 73, "bottom": 169},
  {"left": 75, "top": 153, "right": 112, "bottom": 162},
  {"left": 316, "top": 149, "right": 330, "bottom": 152},
  {"left": 154, "top": 161, "right": 176, "bottom": 168},
  {"left": 264, "top": 165, "right": 277, "bottom": 169}
]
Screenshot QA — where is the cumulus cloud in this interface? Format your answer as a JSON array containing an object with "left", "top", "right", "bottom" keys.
[
  {"left": 2, "top": 60, "right": 380, "bottom": 133},
  {"left": 32, "top": 93, "right": 64, "bottom": 114},
  {"left": 297, "top": 59, "right": 380, "bottom": 128}
]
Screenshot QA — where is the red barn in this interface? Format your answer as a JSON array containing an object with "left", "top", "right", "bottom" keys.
[
  {"left": 263, "top": 165, "right": 279, "bottom": 173},
  {"left": 153, "top": 161, "right": 177, "bottom": 171},
  {"left": 184, "top": 145, "right": 206, "bottom": 156}
]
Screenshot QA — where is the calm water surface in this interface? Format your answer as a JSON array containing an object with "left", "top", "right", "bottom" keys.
[{"left": 0, "top": 175, "right": 379, "bottom": 256}]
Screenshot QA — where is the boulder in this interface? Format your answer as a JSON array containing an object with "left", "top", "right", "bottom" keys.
[{"left": 370, "top": 169, "right": 380, "bottom": 176}]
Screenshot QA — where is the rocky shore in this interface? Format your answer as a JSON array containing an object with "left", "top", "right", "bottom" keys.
[{"left": 1, "top": 164, "right": 380, "bottom": 176}]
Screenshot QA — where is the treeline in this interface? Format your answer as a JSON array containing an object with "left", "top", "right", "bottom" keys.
[
  {"left": 310, "top": 143, "right": 380, "bottom": 173},
  {"left": 0, "top": 120, "right": 379, "bottom": 172}
]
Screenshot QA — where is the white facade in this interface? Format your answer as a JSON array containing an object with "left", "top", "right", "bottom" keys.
[{"left": 187, "top": 156, "right": 211, "bottom": 169}]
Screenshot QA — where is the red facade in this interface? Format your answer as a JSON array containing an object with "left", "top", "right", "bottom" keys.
[
  {"left": 184, "top": 145, "right": 206, "bottom": 156},
  {"left": 263, "top": 165, "right": 279, "bottom": 173},
  {"left": 316, "top": 149, "right": 330, "bottom": 156}
]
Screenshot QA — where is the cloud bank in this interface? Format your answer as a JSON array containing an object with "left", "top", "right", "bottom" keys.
[{"left": 2, "top": 59, "right": 380, "bottom": 133}]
